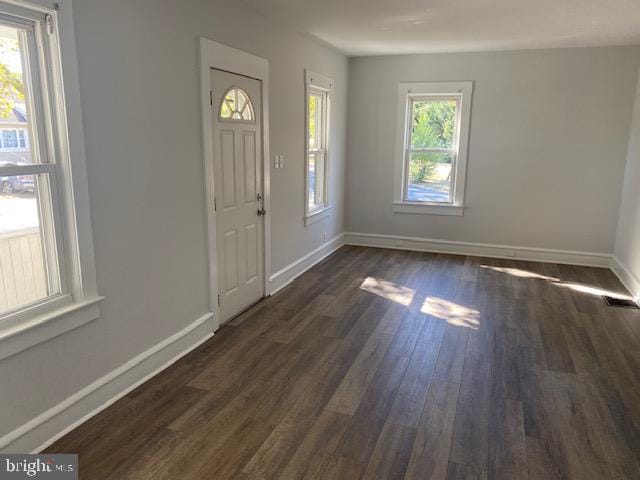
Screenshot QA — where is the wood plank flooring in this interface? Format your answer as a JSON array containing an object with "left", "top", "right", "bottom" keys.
[{"left": 47, "top": 246, "right": 640, "bottom": 479}]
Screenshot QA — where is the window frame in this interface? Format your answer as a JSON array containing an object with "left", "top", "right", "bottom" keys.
[
  {"left": 393, "top": 81, "right": 473, "bottom": 216},
  {"left": 304, "top": 69, "right": 332, "bottom": 226},
  {"left": 0, "top": 0, "right": 102, "bottom": 360}
]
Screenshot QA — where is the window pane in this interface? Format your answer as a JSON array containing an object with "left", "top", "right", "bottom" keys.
[
  {"left": 315, "top": 151, "right": 325, "bottom": 206},
  {"left": 308, "top": 94, "right": 318, "bottom": 149},
  {"left": 0, "top": 24, "right": 33, "bottom": 165},
  {"left": 308, "top": 151, "right": 326, "bottom": 209},
  {"left": 410, "top": 99, "right": 457, "bottom": 149},
  {"left": 0, "top": 173, "right": 57, "bottom": 315},
  {"left": 308, "top": 151, "right": 316, "bottom": 208},
  {"left": 406, "top": 151, "right": 454, "bottom": 203}
]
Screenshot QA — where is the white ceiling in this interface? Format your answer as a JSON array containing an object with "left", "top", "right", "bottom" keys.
[{"left": 240, "top": 0, "right": 640, "bottom": 56}]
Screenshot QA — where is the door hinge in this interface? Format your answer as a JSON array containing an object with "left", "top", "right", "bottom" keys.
[
  {"left": 210, "top": 90, "right": 213, "bottom": 106},
  {"left": 213, "top": 197, "right": 217, "bottom": 211},
  {"left": 217, "top": 294, "right": 220, "bottom": 306}
]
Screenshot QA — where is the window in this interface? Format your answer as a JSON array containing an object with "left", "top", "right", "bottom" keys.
[
  {"left": 305, "top": 69, "right": 332, "bottom": 225},
  {"left": 219, "top": 87, "right": 254, "bottom": 121},
  {"left": 0, "top": 1, "right": 101, "bottom": 360},
  {"left": 393, "top": 82, "right": 473, "bottom": 216},
  {"left": 0, "top": 128, "right": 27, "bottom": 150},
  {"left": 2, "top": 129, "right": 17, "bottom": 148}
]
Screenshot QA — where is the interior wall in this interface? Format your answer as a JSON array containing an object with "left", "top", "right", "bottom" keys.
[
  {"left": 346, "top": 47, "right": 640, "bottom": 253},
  {"left": 0, "top": 0, "right": 347, "bottom": 440},
  {"left": 615, "top": 65, "right": 640, "bottom": 295}
]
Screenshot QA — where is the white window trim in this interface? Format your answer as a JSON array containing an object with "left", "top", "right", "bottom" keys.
[
  {"left": 393, "top": 81, "right": 473, "bottom": 216},
  {"left": 0, "top": 0, "right": 102, "bottom": 361},
  {"left": 304, "top": 69, "right": 332, "bottom": 225}
]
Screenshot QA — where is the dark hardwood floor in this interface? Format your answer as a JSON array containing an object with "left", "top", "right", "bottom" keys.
[{"left": 47, "top": 246, "right": 640, "bottom": 479}]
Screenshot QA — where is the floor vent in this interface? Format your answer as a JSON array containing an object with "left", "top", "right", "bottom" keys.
[{"left": 603, "top": 296, "right": 640, "bottom": 309}]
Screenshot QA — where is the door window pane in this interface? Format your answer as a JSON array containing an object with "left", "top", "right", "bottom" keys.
[
  {"left": 410, "top": 99, "right": 457, "bottom": 149},
  {"left": 219, "top": 87, "right": 255, "bottom": 122},
  {"left": 407, "top": 151, "right": 454, "bottom": 203}
]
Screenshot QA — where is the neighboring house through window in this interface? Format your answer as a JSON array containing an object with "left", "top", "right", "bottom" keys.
[{"left": 0, "top": 105, "right": 30, "bottom": 163}]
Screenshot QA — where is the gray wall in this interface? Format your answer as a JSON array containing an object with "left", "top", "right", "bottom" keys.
[
  {"left": 0, "top": 0, "right": 347, "bottom": 438},
  {"left": 346, "top": 47, "right": 640, "bottom": 252},
  {"left": 615, "top": 65, "right": 640, "bottom": 293}
]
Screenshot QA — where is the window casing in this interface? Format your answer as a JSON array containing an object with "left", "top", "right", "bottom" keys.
[
  {"left": 393, "top": 81, "right": 473, "bottom": 216},
  {"left": 304, "top": 69, "right": 332, "bottom": 225},
  {"left": 0, "top": 1, "right": 101, "bottom": 360}
]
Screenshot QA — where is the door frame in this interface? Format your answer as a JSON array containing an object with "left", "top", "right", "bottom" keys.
[{"left": 199, "top": 37, "right": 271, "bottom": 332}]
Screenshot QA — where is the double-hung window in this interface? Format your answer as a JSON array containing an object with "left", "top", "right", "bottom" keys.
[
  {"left": 0, "top": 1, "right": 100, "bottom": 359},
  {"left": 304, "top": 69, "right": 332, "bottom": 225},
  {"left": 393, "top": 81, "right": 473, "bottom": 216}
]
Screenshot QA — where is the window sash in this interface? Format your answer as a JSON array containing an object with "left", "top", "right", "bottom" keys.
[
  {"left": 306, "top": 83, "right": 330, "bottom": 214},
  {"left": 0, "top": 5, "right": 67, "bottom": 321},
  {"left": 402, "top": 94, "right": 462, "bottom": 204}
]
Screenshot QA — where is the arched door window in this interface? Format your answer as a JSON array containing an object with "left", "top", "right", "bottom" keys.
[{"left": 219, "top": 87, "right": 255, "bottom": 122}]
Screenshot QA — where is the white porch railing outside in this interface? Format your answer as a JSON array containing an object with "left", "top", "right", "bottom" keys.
[{"left": 0, "top": 228, "right": 48, "bottom": 314}]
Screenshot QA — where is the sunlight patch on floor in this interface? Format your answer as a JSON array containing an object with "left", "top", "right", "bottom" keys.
[
  {"left": 480, "top": 265, "right": 559, "bottom": 281},
  {"left": 554, "top": 282, "right": 633, "bottom": 301},
  {"left": 421, "top": 296, "right": 480, "bottom": 329},
  {"left": 480, "top": 265, "right": 634, "bottom": 302},
  {"left": 360, "top": 277, "right": 415, "bottom": 306}
]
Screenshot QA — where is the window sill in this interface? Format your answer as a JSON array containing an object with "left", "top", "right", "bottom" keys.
[
  {"left": 0, "top": 296, "right": 104, "bottom": 360},
  {"left": 392, "top": 202, "right": 464, "bottom": 216},
  {"left": 304, "top": 206, "right": 332, "bottom": 226}
]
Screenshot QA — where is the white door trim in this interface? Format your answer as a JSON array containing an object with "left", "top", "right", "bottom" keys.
[{"left": 199, "top": 37, "right": 271, "bottom": 331}]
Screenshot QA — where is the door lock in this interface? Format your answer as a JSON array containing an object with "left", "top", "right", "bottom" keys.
[{"left": 257, "top": 208, "right": 266, "bottom": 216}]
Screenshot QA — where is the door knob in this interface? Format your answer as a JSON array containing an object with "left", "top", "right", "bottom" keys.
[{"left": 257, "top": 208, "right": 266, "bottom": 216}]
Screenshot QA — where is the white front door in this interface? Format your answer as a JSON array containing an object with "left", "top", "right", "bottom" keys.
[{"left": 211, "top": 69, "right": 265, "bottom": 324}]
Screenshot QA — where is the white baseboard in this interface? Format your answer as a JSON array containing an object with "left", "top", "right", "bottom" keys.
[
  {"left": 610, "top": 256, "right": 640, "bottom": 300},
  {"left": 0, "top": 312, "right": 215, "bottom": 453},
  {"left": 344, "top": 232, "right": 612, "bottom": 268},
  {"left": 269, "top": 233, "right": 345, "bottom": 295}
]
